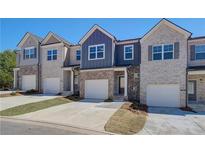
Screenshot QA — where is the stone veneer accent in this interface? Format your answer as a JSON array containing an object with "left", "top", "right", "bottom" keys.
[
  {"left": 140, "top": 23, "right": 189, "bottom": 107},
  {"left": 127, "top": 66, "right": 140, "bottom": 101},
  {"left": 188, "top": 74, "right": 205, "bottom": 103},
  {"left": 80, "top": 70, "right": 114, "bottom": 99},
  {"left": 18, "top": 65, "right": 39, "bottom": 90}
]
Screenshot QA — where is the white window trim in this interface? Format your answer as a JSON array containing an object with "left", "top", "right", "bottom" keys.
[
  {"left": 88, "top": 44, "right": 105, "bottom": 60},
  {"left": 195, "top": 44, "right": 205, "bottom": 60},
  {"left": 152, "top": 44, "right": 174, "bottom": 61},
  {"left": 24, "top": 46, "right": 35, "bottom": 59},
  {"left": 47, "top": 49, "right": 57, "bottom": 61},
  {"left": 124, "top": 45, "right": 134, "bottom": 60}
]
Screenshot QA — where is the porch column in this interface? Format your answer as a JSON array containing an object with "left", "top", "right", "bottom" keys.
[
  {"left": 124, "top": 68, "right": 128, "bottom": 97},
  {"left": 71, "top": 70, "right": 74, "bottom": 93},
  {"left": 13, "top": 69, "right": 16, "bottom": 89}
]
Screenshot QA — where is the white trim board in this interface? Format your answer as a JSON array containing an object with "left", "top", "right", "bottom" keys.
[
  {"left": 80, "top": 67, "right": 127, "bottom": 72},
  {"left": 188, "top": 70, "right": 205, "bottom": 75}
]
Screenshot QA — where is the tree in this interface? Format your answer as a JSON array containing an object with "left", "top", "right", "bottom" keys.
[{"left": 0, "top": 50, "right": 16, "bottom": 89}]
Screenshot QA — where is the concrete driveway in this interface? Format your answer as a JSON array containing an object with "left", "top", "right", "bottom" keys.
[
  {"left": 139, "top": 107, "right": 205, "bottom": 135},
  {"left": 0, "top": 94, "right": 59, "bottom": 111},
  {"left": 14, "top": 99, "right": 123, "bottom": 132}
]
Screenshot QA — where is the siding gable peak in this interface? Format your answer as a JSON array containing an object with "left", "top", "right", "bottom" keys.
[
  {"left": 140, "top": 18, "right": 192, "bottom": 43},
  {"left": 17, "top": 32, "right": 42, "bottom": 48},
  {"left": 79, "top": 24, "right": 116, "bottom": 45},
  {"left": 41, "top": 32, "right": 72, "bottom": 46}
]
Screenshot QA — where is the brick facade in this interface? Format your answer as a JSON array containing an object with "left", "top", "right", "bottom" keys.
[
  {"left": 140, "top": 23, "right": 188, "bottom": 107},
  {"left": 127, "top": 66, "right": 140, "bottom": 101},
  {"left": 80, "top": 70, "right": 115, "bottom": 99},
  {"left": 18, "top": 65, "right": 39, "bottom": 90}
]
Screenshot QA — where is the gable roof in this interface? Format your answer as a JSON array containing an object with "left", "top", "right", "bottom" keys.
[
  {"left": 17, "top": 32, "right": 43, "bottom": 48},
  {"left": 41, "top": 31, "right": 72, "bottom": 46},
  {"left": 140, "top": 18, "right": 192, "bottom": 42},
  {"left": 79, "top": 24, "right": 116, "bottom": 44}
]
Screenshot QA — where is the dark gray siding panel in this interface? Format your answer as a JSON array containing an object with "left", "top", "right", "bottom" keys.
[
  {"left": 115, "top": 42, "right": 141, "bottom": 66},
  {"left": 81, "top": 29, "right": 113, "bottom": 69}
]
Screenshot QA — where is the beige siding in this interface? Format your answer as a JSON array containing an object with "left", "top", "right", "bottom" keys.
[
  {"left": 140, "top": 23, "right": 188, "bottom": 107},
  {"left": 188, "top": 38, "right": 205, "bottom": 66},
  {"left": 20, "top": 36, "right": 39, "bottom": 66},
  {"left": 69, "top": 46, "right": 81, "bottom": 65},
  {"left": 40, "top": 43, "right": 66, "bottom": 92}
]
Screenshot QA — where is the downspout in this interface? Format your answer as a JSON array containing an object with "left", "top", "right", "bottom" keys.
[
  {"left": 38, "top": 43, "right": 41, "bottom": 93},
  {"left": 185, "top": 38, "right": 190, "bottom": 108}
]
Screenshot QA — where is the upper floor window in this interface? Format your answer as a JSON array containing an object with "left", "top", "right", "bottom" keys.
[
  {"left": 47, "top": 49, "right": 57, "bottom": 61},
  {"left": 24, "top": 47, "right": 36, "bottom": 59},
  {"left": 124, "top": 45, "right": 134, "bottom": 60},
  {"left": 88, "top": 44, "right": 105, "bottom": 60},
  {"left": 195, "top": 45, "right": 205, "bottom": 60},
  {"left": 76, "top": 50, "right": 81, "bottom": 61},
  {"left": 153, "top": 44, "right": 173, "bottom": 60}
]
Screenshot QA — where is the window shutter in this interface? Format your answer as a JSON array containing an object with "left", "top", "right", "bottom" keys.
[
  {"left": 23, "top": 49, "right": 25, "bottom": 59},
  {"left": 148, "top": 45, "right": 152, "bottom": 61},
  {"left": 174, "top": 42, "right": 180, "bottom": 59},
  {"left": 190, "top": 45, "right": 195, "bottom": 61},
  {"left": 34, "top": 48, "right": 37, "bottom": 58}
]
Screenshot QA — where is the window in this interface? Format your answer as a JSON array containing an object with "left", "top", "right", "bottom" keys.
[
  {"left": 88, "top": 44, "right": 105, "bottom": 60},
  {"left": 164, "top": 44, "right": 174, "bottom": 59},
  {"left": 24, "top": 47, "right": 36, "bottom": 59},
  {"left": 47, "top": 49, "right": 57, "bottom": 61},
  {"left": 153, "top": 44, "right": 174, "bottom": 60},
  {"left": 124, "top": 45, "right": 134, "bottom": 60},
  {"left": 153, "top": 46, "right": 162, "bottom": 60},
  {"left": 188, "top": 82, "right": 194, "bottom": 94},
  {"left": 76, "top": 50, "right": 81, "bottom": 60},
  {"left": 195, "top": 45, "right": 205, "bottom": 60}
]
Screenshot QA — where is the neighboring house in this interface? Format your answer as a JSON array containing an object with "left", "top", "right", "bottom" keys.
[
  {"left": 13, "top": 19, "right": 205, "bottom": 107},
  {"left": 14, "top": 32, "right": 42, "bottom": 91},
  {"left": 14, "top": 32, "right": 81, "bottom": 95},
  {"left": 187, "top": 37, "right": 205, "bottom": 104},
  {"left": 79, "top": 25, "right": 140, "bottom": 100},
  {"left": 140, "top": 19, "right": 205, "bottom": 107}
]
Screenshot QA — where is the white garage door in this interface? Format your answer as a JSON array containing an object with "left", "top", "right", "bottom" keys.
[
  {"left": 22, "top": 75, "right": 36, "bottom": 91},
  {"left": 43, "top": 78, "right": 60, "bottom": 94},
  {"left": 85, "top": 79, "right": 108, "bottom": 99},
  {"left": 147, "top": 84, "right": 180, "bottom": 107}
]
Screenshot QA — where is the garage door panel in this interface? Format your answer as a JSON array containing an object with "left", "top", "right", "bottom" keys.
[
  {"left": 22, "top": 75, "right": 36, "bottom": 91},
  {"left": 43, "top": 78, "right": 60, "bottom": 94},
  {"left": 147, "top": 84, "right": 180, "bottom": 107},
  {"left": 85, "top": 80, "right": 108, "bottom": 99}
]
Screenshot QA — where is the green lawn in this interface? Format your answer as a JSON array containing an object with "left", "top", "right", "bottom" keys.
[
  {"left": 0, "top": 97, "right": 72, "bottom": 116},
  {"left": 104, "top": 103, "right": 147, "bottom": 135}
]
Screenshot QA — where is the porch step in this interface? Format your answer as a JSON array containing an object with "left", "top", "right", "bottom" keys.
[
  {"left": 113, "top": 95, "right": 125, "bottom": 102},
  {"left": 62, "top": 91, "right": 73, "bottom": 97}
]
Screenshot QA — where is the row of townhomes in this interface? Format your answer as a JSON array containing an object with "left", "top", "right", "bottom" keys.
[{"left": 13, "top": 19, "right": 205, "bottom": 108}]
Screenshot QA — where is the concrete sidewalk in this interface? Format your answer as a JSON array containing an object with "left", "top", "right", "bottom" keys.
[
  {"left": 0, "top": 94, "right": 59, "bottom": 111},
  {"left": 138, "top": 107, "right": 205, "bottom": 135}
]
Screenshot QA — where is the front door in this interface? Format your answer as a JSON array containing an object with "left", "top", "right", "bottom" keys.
[
  {"left": 188, "top": 80, "right": 197, "bottom": 101},
  {"left": 119, "top": 76, "right": 124, "bottom": 95}
]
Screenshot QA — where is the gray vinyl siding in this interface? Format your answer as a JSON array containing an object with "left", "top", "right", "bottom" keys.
[
  {"left": 81, "top": 29, "right": 113, "bottom": 69},
  {"left": 115, "top": 42, "right": 141, "bottom": 66}
]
